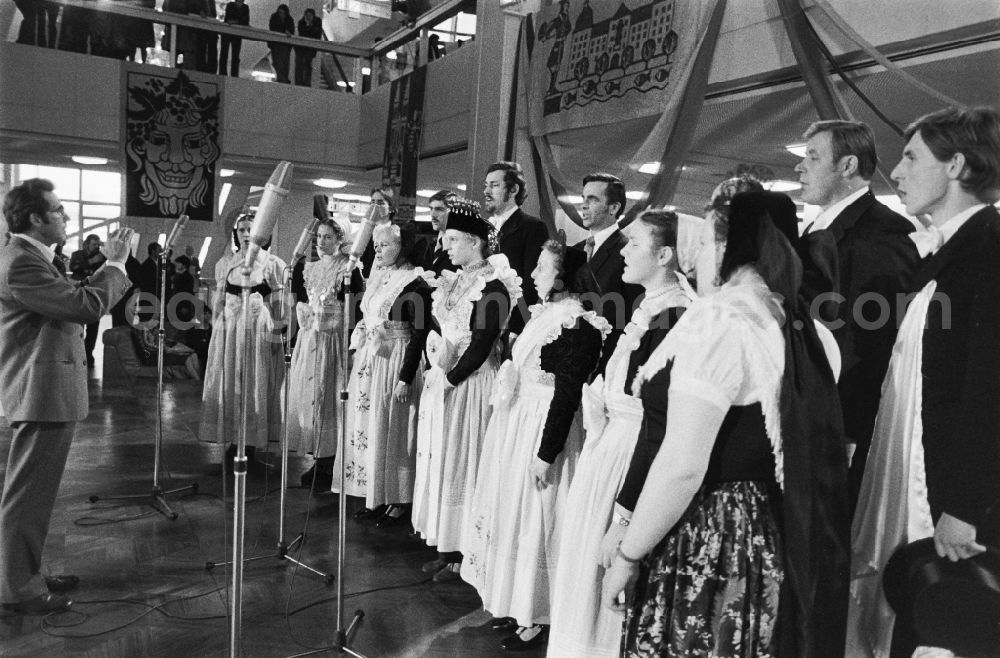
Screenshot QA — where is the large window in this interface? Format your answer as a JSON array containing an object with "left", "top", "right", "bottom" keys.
[{"left": 12, "top": 164, "right": 121, "bottom": 253}]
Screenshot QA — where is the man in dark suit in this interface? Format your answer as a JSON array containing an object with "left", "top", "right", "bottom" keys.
[
  {"left": 879, "top": 106, "right": 1000, "bottom": 656},
  {"left": 795, "top": 120, "right": 920, "bottom": 505},
  {"left": 69, "top": 234, "right": 106, "bottom": 367},
  {"left": 0, "top": 179, "right": 132, "bottom": 616},
  {"left": 573, "top": 173, "right": 642, "bottom": 377},
  {"left": 423, "top": 189, "right": 456, "bottom": 276},
  {"left": 483, "top": 161, "right": 548, "bottom": 336}
]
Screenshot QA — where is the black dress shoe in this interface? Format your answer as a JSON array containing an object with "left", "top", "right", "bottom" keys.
[
  {"left": 44, "top": 575, "right": 80, "bottom": 593},
  {"left": 353, "top": 504, "right": 388, "bottom": 521},
  {"left": 0, "top": 593, "right": 72, "bottom": 616},
  {"left": 490, "top": 616, "right": 517, "bottom": 632},
  {"left": 500, "top": 625, "right": 549, "bottom": 651}
]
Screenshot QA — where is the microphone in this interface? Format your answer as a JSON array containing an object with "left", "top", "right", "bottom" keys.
[
  {"left": 242, "top": 161, "right": 293, "bottom": 276},
  {"left": 163, "top": 215, "right": 189, "bottom": 253},
  {"left": 346, "top": 203, "right": 386, "bottom": 273},
  {"left": 290, "top": 217, "right": 320, "bottom": 267}
]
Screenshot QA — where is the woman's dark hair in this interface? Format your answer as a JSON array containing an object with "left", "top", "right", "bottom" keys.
[
  {"left": 231, "top": 213, "right": 272, "bottom": 251},
  {"left": 3, "top": 177, "right": 54, "bottom": 234},
  {"left": 636, "top": 208, "right": 679, "bottom": 250},
  {"left": 374, "top": 221, "right": 422, "bottom": 267},
  {"left": 318, "top": 218, "right": 344, "bottom": 242},
  {"left": 540, "top": 239, "right": 586, "bottom": 296},
  {"left": 719, "top": 191, "right": 798, "bottom": 284}
]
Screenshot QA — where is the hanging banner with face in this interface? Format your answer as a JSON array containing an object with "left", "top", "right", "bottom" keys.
[
  {"left": 381, "top": 66, "right": 427, "bottom": 223},
  {"left": 123, "top": 67, "right": 222, "bottom": 221},
  {"left": 526, "top": 0, "right": 718, "bottom": 137}
]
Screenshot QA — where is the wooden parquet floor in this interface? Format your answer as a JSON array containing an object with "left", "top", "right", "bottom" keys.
[{"left": 0, "top": 353, "right": 548, "bottom": 658}]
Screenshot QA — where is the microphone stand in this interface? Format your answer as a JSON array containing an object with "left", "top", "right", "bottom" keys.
[
  {"left": 229, "top": 266, "right": 251, "bottom": 658},
  {"left": 297, "top": 266, "right": 368, "bottom": 658},
  {"left": 89, "top": 249, "right": 199, "bottom": 519},
  {"left": 204, "top": 262, "right": 333, "bottom": 584}
]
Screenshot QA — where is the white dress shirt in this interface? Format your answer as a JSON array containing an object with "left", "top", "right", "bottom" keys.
[
  {"left": 809, "top": 186, "right": 869, "bottom": 233},
  {"left": 489, "top": 205, "right": 518, "bottom": 232}
]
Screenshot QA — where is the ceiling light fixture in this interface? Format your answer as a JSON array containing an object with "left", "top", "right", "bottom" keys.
[
  {"left": 314, "top": 178, "right": 348, "bottom": 189},
  {"left": 638, "top": 162, "right": 660, "bottom": 174},
  {"left": 785, "top": 143, "right": 808, "bottom": 158},
  {"left": 456, "top": 184, "right": 467, "bottom": 192},
  {"left": 331, "top": 193, "right": 372, "bottom": 202},
  {"left": 559, "top": 195, "right": 583, "bottom": 205},
  {"left": 625, "top": 191, "right": 646, "bottom": 200},
  {"left": 416, "top": 190, "right": 436, "bottom": 198},
  {"left": 219, "top": 169, "right": 236, "bottom": 178},
  {"left": 764, "top": 180, "right": 802, "bottom": 192},
  {"left": 72, "top": 156, "right": 108, "bottom": 166}
]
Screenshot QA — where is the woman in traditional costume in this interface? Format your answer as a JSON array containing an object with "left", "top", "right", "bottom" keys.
[
  {"left": 200, "top": 213, "right": 287, "bottom": 465},
  {"left": 547, "top": 210, "right": 693, "bottom": 657},
  {"left": 460, "top": 239, "right": 608, "bottom": 651},
  {"left": 602, "top": 191, "right": 850, "bottom": 658},
  {"left": 411, "top": 200, "right": 521, "bottom": 582},
  {"left": 336, "top": 222, "right": 432, "bottom": 525},
  {"left": 286, "top": 218, "right": 362, "bottom": 489}
]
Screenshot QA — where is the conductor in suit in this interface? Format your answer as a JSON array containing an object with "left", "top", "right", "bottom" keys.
[
  {"left": 423, "top": 189, "right": 456, "bottom": 277},
  {"left": 794, "top": 120, "right": 920, "bottom": 505},
  {"left": 483, "top": 161, "right": 548, "bottom": 336},
  {"left": 0, "top": 179, "right": 132, "bottom": 616},
  {"left": 573, "top": 173, "right": 642, "bottom": 377}
]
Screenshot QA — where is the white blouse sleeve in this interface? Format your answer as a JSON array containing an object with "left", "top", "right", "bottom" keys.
[{"left": 665, "top": 302, "right": 748, "bottom": 412}]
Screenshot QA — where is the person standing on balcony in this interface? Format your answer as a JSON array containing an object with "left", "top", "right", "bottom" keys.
[
  {"left": 295, "top": 8, "right": 324, "bottom": 87},
  {"left": 268, "top": 4, "right": 295, "bottom": 84},
  {"left": 219, "top": 0, "right": 250, "bottom": 77}
]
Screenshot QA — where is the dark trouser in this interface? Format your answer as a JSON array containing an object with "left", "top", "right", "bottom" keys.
[
  {"left": 219, "top": 36, "right": 242, "bottom": 76},
  {"left": 58, "top": 6, "right": 92, "bottom": 53},
  {"left": 197, "top": 32, "right": 218, "bottom": 73},
  {"left": 0, "top": 421, "right": 75, "bottom": 603},
  {"left": 294, "top": 52, "right": 315, "bottom": 86},
  {"left": 271, "top": 45, "right": 291, "bottom": 83},
  {"left": 84, "top": 321, "right": 99, "bottom": 365}
]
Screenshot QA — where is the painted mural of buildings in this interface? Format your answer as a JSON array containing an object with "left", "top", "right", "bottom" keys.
[{"left": 538, "top": 0, "right": 680, "bottom": 114}]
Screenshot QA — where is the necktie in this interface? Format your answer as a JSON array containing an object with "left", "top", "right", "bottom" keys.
[
  {"left": 910, "top": 226, "right": 945, "bottom": 258},
  {"left": 585, "top": 236, "right": 595, "bottom": 261}
]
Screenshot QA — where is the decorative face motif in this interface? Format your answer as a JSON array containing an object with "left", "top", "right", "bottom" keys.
[{"left": 125, "top": 72, "right": 220, "bottom": 217}]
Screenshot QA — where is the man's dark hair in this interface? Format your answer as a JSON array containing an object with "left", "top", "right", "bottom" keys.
[
  {"left": 486, "top": 161, "right": 528, "bottom": 206},
  {"left": 147, "top": 241, "right": 162, "bottom": 256},
  {"left": 3, "top": 178, "right": 55, "bottom": 234},
  {"left": 804, "top": 120, "right": 879, "bottom": 180},
  {"left": 903, "top": 106, "right": 1000, "bottom": 204},
  {"left": 428, "top": 189, "right": 455, "bottom": 204},
  {"left": 582, "top": 172, "right": 627, "bottom": 218}
]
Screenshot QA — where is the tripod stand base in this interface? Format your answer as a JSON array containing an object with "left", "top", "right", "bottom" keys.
[
  {"left": 89, "top": 482, "right": 199, "bottom": 521},
  {"left": 206, "top": 533, "right": 335, "bottom": 585}
]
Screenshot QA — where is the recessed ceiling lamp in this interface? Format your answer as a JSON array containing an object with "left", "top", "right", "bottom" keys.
[
  {"left": 331, "top": 193, "right": 371, "bottom": 202},
  {"left": 456, "top": 184, "right": 467, "bottom": 191},
  {"left": 386, "top": 51, "right": 398, "bottom": 60},
  {"left": 361, "top": 67, "right": 371, "bottom": 75},
  {"left": 765, "top": 180, "right": 802, "bottom": 192},
  {"left": 314, "top": 178, "right": 348, "bottom": 189},
  {"left": 416, "top": 190, "right": 436, "bottom": 198},
  {"left": 559, "top": 195, "right": 583, "bottom": 204},
  {"left": 625, "top": 191, "right": 646, "bottom": 200},
  {"left": 785, "top": 143, "right": 808, "bottom": 157},
  {"left": 638, "top": 162, "right": 660, "bottom": 174},
  {"left": 219, "top": 169, "right": 236, "bottom": 177},
  {"left": 336, "top": 80, "right": 354, "bottom": 87},
  {"left": 72, "top": 155, "right": 108, "bottom": 165}
]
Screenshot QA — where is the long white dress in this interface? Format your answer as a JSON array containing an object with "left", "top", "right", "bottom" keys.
[
  {"left": 547, "top": 285, "right": 692, "bottom": 658},
  {"left": 200, "top": 250, "right": 286, "bottom": 449},
  {"left": 461, "top": 297, "right": 609, "bottom": 627},
  {"left": 332, "top": 266, "right": 429, "bottom": 506},
  {"left": 411, "top": 255, "right": 522, "bottom": 553},
  {"left": 285, "top": 254, "right": 353, "bottom": 458}
]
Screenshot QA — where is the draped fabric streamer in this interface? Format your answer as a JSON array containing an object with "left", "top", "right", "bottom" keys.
[
  {"left": 122, "top": 67, "right": 221, "bottom": 221},
  {"left": 520, "top": 0, "right": 726, "bottom": 226},
  {"left": 382, "top": 67, "right": 427, "bottom": 223}
]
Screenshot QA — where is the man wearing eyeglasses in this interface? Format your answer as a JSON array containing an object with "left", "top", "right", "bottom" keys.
[{"left": 0, "top": 179, "right": 132, "bottom": 617}]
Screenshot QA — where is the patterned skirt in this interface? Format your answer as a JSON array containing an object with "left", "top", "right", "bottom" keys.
[{"left": 625, "top": 481, "right": 783, "bottom": 658}]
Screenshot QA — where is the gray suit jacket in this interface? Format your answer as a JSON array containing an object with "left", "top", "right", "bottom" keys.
[{"left": 0, "top": 236, "right": 130, "bottom": 422}]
